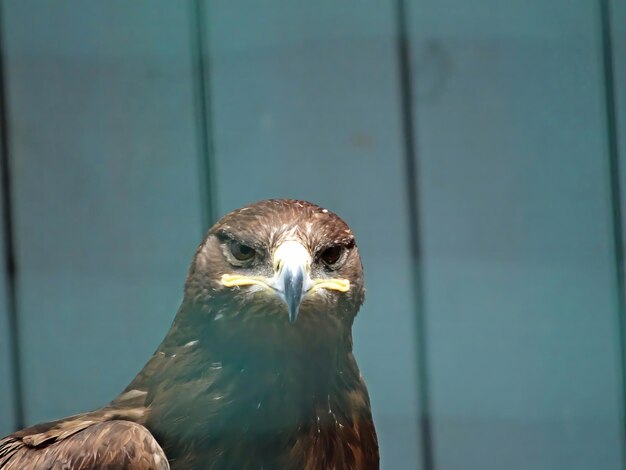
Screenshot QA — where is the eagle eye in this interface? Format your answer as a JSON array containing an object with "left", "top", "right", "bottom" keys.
[
  {"left": 230, "top": 241, "right": 256, "bottom": 261},
  {"left": 320, "top": 245, "right": 343, "bottom": 267}
]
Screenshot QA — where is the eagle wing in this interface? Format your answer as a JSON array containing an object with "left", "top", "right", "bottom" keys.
[{"left": 0, "top": 413, "right": 168, "bottom": 470}]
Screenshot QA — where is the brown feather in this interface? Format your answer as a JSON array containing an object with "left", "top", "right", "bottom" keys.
[{"left": 1, "top": 421, "right": 168, "bottom": 469}]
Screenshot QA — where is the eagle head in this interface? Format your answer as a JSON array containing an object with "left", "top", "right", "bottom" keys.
[{"left": 183, "top": 199, "right": 365, "bottom": 346}]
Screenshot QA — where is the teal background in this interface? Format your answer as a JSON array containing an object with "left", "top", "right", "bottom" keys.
[{"left": 0, "top": 1, "right": 625, "bottom": 469}]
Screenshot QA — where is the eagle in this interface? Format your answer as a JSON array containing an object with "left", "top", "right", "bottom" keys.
[{"left": 0, "top": 199, "right": 379, "bottom": 469}]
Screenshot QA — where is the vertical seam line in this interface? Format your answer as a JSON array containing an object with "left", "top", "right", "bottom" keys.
[
  {"left": 394, "top": 0, "right": 434, "bottom": 469},
  {"left": 599, "top": 0, "right": 626, "bottom": 468},
  {"left": 0, "top": 0, "right": 24, "bottom": 430},
  {"left": 191, "top": 0, "right": 218, "bottom": 232}
]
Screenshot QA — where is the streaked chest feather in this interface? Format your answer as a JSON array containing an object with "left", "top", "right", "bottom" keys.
[{"left": 143, "top": 356, "right": 372, "bottom": 469}]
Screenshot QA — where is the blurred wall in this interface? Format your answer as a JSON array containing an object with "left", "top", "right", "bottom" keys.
[{"left": 0, "top": 1, "right": 625, "bottom": 469}]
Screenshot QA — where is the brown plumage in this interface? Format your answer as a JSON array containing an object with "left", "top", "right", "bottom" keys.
[{"left": 0, "top": 199, "right": 379, "bottom": 469}]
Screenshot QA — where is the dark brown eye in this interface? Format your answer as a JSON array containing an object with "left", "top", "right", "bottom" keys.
[
  {"left": 320, "top": 245, "right": 343, "bottom": 266},
  {"left": 230, "top": 241, "right": 256, "bottom": 261}
]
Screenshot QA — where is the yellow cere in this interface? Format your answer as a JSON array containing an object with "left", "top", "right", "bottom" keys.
[
  {"left": 221, "top": 274, "right": 269, "bottom": 288},
  {"left": 312, "top": 278, "right": 351, "bottom": 292},
  {"left": 221, "top": 274, "right": 350, "bottom": 293}
]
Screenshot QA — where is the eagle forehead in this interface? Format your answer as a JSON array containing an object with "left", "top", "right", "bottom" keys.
[{"left": 211, "top": 199, "right": 354, "bottom": 249}]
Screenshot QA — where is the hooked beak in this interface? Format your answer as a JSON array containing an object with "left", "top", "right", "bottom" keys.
[
  {"left": 221, "top": 240, "right": 350, "bottom": 323},
  {"left": 271, "top": 241, "right": 313, "bottom": 323}
]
